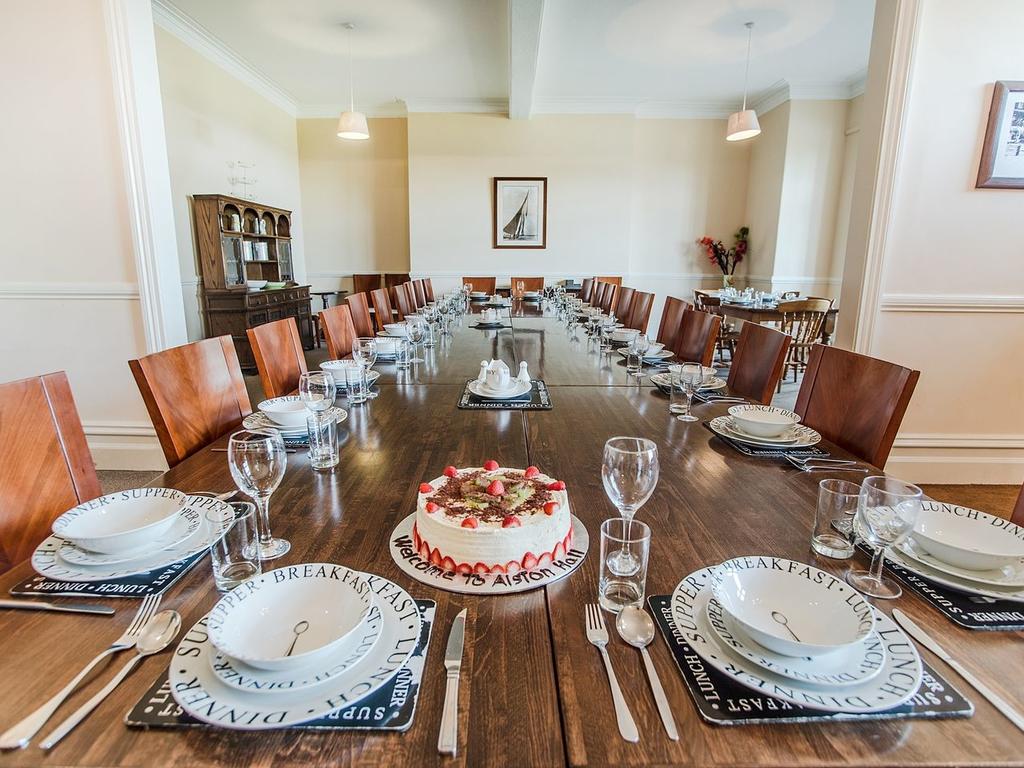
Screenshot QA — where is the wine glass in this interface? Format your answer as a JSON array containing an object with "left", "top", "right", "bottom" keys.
[
  {"left": 422, "top": 305, "right": 437, "bottom": 347},
  {"left": 228, "top": 430, "right": 289, "bottom": 560},
  {"left": 847, "top": 476, "right": 923, "bottom": 599},
  {"left": 353, "top": 337, "right": 379, "bottom": 399},
  {"left": 671, "top": 363, "right": 703, "bottom": 421},
  {"left": 298, "top": 371, "right": 335, "bottom": 413},
  {"left": 601, "top": 437, "right": 660, "bottom": 575},
  {"left": 406, "top": 318, "right": 425, "bottom": 363},
  {"left": 516, "top": 280, "right": 525, "bottom": 298}
]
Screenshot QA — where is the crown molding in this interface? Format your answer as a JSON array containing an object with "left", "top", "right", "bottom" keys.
[
  {"left": 403, "top": 97, "right": 508, "bottom": 114},
  {"left": 845, "top": 67, "right": 868, "bottom": 98},
  {"left": 749, "top": 80, "right": 790, "bottom": 115},
  {"left": 152, "top": 0, "right": 297, "bottom": 116},
  {"left": 296, "top": 100, "right": 409, "bottom": 119}
]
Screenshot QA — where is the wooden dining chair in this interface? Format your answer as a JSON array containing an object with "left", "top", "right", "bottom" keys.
[
  {"left": 778, "top": 297, "right": 834, "bottom": 386},
  {"left": 510, "top": 277, "right": 544, "bottom": 297},
  {"left": 346, "top": 292, "right": 376, "bottom": 336},
  {"left": 370, "top": 287, "right": 395, "bottom": 328},
  {"left": 600, "top": 283, "right": 619, "bottom": 316},
  {"left": 384, "top": 273, "right": 410, "bottom": 289},
  {"left": 352, "top": 274, "right": 381, "bottom": 294},
  {"left": 412, "top": 279, "right": 427, "bottom": 308},
  {"left": 0, "top": 372, "right": 101, "bottom": 571},
  {"left": 656, "top": 296, "right": 690, "bottom": 351},
  {"left": 388, "top": 286, "right": 407, "bottom": 322},
  {"left": 627, "top": 291, "right": 654, "bottom": 334},
  {"left": 129, "top": 336, "right": 252, "bottom": 468},
  {"left": 794, "top": 344, "right": 919, "bottom": 468},
  {"left": 596, "top": 276, "right": 622, "bottom": 287},
  {"left": 462, "top": 276, "right": 496, "bottom": 294},
  {"left": 246, "top": 318, "right": 307, "bottom": 400},
  {"left": 673, "top": 309, "right": 722, "bottom": 367},
  {"left": 423, "top": 278, "right": 435, "bottom": 302},
  {"left": 580, "top": 278, "right": 595, "bottom": 304},
  {"left": 320, "top": 304, "right": 358, "bottom": 360},
  {"left": 1011, "top": 485, "right": 1024, "bottom": 526},
  {"left": 727, "top": 323, "right": 792, "bottom": 405},
  {"left": 694, "top": 291, "right": 739, "bottom": 363},
  {"left": 615, "top": 287, "right": 636, "bottom": 323},
  {"left": 591, "top": 281, "right": 607, "bottom": 311},
  {"left": 393, "top": 283, "right": 417, "bottom": 319}
]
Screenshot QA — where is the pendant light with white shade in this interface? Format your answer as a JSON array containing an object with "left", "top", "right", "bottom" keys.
[
  {"left": 337, "top": 22, "right": 369, "bottom": 141},
  {"left": 726, "top": 22, "right": 761, "bottom": 142}
]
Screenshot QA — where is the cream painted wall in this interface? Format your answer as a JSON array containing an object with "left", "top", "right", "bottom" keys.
[
  {"left": 155, "top": 27, "right": 306, "bottom": 341},
  {"left": 830, "top": 94, "right": 863, "bottom": 285},
  {"left": 298, "top": 118, "right": 410, "bottom": 292},
  {"left": 743, "top": 102, "right": 790, "bottom": 284}
]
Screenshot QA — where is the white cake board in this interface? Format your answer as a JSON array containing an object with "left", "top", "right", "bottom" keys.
[{"left": 390, "top": 513, "right": 589, "bottom": 595}]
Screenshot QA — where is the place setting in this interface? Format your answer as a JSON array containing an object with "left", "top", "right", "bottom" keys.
[
  {"left": 458, "top": 359, "right": 552, "bottom": 410},
  {"left": 244, "top": 394, "right": 347, "bottom": 447},
  {"left": 702, "top": 403, "right": 838, "bottom": 462},
  {"left": 470, "top": 306, "right": 510, "bottom": 330}
]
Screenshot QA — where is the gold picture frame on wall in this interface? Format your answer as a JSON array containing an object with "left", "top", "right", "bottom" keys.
[
  {"left": 493, "top": 177, "right": 547, "bottom": 248},
  {"left": 977, "top": 80, "right": 1024, "bottom": 189}
]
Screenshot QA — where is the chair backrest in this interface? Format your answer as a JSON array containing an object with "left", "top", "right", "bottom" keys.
[
  {"left": 656, "top": 296, "right": 690, "bottom": 350},
  {"left": 794, "top": 344, "right": 919, "bottom": 467},
  {"left": 615, "top": 286, "right": 636, "bottom": 322},
  {"left": 370, "top": 287, "right": 394, "bottom": 327},
  {"left": 0, "top": 372, "right": 100, "bottom": 570},
  {"left": 510, "top": 277, "right": 544, "bottom": 297},
  {"left": 627, "top": 291, "right": 654, "bottom": 334},
  {"left": 393, "top": 283, "right": 417, "bottom": 318},
  {"left": 462, "top": 276, "right": 496, "bottom": 294},
  {"left": 1012, "top": 485, "right": 1024, "bottom": 527},
  {"left": 346, "top": 292, "right": 375, "bottom": 336},
  {"left": 352, "top": 274, "right": 381, "bottom": 294},
  {"left": 779, "top": 298, "right": 833, "bottom": 347},
  {"left": 320, "top": 304, "right": 358, "bottom": 360},
  {"left": 388, "top": 286, "right": 406, "bottom": 322},
  {"left": 423, "top": 278, "right": 435, "bottom": 302},
  {"left": 693, "top": 290, "right": 721, "bottom": 312},
  {"left": 673, "top": 309, "right": 721, "bottom": 367},
  {"left": 246, "top": 318, "right": 307, "bottom": 400},
  {"left": 412, "top": 279, "right": 427, "bottom": 308},
  {"left": 129, "top": 336, "right": 252, "bottom": 468},
  {"left": 580, "top": 277, "right": 594, "bottom": 303},
  {"left": 600, "top": 283, "right": 619, "bottom": 315},
  {"left": 384, "top": 273, "right": 410, "bottom": 289},
  {"left": 727, "top": 323, "right": 792, "bottom": 405},
  {"left": 596, "top": 276, "right": 622, "bottom": 287},
  {"left": 592, "top": 282, "right": 607, "bottom": 310}
]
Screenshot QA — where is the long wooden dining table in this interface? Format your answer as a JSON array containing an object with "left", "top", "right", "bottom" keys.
[{"left": 1, "top": 301, "right": 1022, "bottom": 767}]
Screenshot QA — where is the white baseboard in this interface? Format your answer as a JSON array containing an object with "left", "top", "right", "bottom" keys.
[
  {"left": 83, "top": 421, "right": 167, "bottom": 471},
  {"left": 886, "top": 434, "right": 1024, "bottom": 484}
]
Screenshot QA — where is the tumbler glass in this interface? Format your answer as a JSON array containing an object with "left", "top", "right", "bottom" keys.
[
  {"left": 208, "top": 502, "right": 261, "bottom": 591},
  {"left": 811, "top": 479, "right": 861, "bottom": 559},
  {"left": 599, "top": 518, "right": 651, "bottom": 613},
  {"left": 307, "top": 412, "right": 340, "bottom": 471}
]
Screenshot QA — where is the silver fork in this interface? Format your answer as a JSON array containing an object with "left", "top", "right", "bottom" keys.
[
  {"left": 0, "top": 594, "right": 161, "bottom": 749},
  {"left": 585, "top": 604, "right": 639, "bottom": 743},
  {"left": 784, "top": 455, "right": 868, "bottom": 473}
]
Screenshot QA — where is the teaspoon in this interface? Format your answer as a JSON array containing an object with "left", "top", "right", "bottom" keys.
[{"left": 615, "top": 607, "right": 679, "bottom": 740}]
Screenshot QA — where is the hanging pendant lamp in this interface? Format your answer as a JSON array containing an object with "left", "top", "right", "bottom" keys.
[
  {"left": 726, "top": 22, "right": 761, "bottom": 142},
  {"left": 337, "top": 22, "right": 369, "bottom": 141}
]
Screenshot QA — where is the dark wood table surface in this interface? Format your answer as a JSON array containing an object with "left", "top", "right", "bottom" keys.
[{"left": 1, "top": 307, "right": 1022, "bottom": 767}]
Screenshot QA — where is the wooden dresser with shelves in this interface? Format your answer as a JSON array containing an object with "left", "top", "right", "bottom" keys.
[{"left": 192, "top": 194, "right": 312, "bottom": 370}]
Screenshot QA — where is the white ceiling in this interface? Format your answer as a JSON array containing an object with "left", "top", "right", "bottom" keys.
[{"left": 154, "top": 0, "right": 874, "bottom": 118}]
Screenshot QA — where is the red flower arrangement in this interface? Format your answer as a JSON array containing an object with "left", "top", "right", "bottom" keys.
[{"left": 697, "top": 226, "right": 749, "bottom": 276}]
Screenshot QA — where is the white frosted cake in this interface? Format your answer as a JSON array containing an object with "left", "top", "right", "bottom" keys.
[{"left": 413, "top": 462, "right": 572, "bottom": 574}]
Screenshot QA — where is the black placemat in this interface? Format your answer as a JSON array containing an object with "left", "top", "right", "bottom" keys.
[
  {"left": 126, "top": 599, "right": 436, "bottom": 732},
  {"left": 469, "top": 323, "right": 513, "bottom": 330},
  {"left": 648, "top": 595, "right": 973, "bottom": 726},
  {"left": 702, "top": 422, "right": 830, "bottom": 458},
  {"left": 457, "top": 379, "right": 552, "bottom": 410},
  {"left": 9, "top": 551, "right": 205, "bottom": 599}
]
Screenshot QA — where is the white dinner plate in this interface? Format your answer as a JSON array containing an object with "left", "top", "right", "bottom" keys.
[
  {"left": 895, "top": 538, "right": 1024, "bottom": 588},
  {"left": 170, "top": 573, "right": 422, "bottom": 729},
  {"left": 58, "top": 505, "right": 201, "bottom": 566},
  {"left": 708, "top": 416, "right": 821, "bottom": 449},
  {"left": 33, "top": 497, "right": 234, "bottom": 581},
  {"left": 884, "top": 546, "right": 1024, "bottom": 603},
  {"left": 616, "top": 348, "right": 674, "bottom": 361},
  {"left": 705, "top": 595, "right": 886, "bottom": 687},
  {"left": 242, "top": 408, "right": 347, "bottom": 436},
  {"left": 467, "top": 379, "right": 532, "bottom": 400},
  {"left": 722, "top": 419, "right": 800, "bottom": 445},
  {"left": 649, "top": 373, "right": 727, "bottom": 392},
  {"left": 670, "top": 566, "right": 922, "bottom": 713}
]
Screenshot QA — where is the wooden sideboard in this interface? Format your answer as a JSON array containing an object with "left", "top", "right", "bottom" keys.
[{"left": 204, "top": 286, "right": 313, "bottom": 369}]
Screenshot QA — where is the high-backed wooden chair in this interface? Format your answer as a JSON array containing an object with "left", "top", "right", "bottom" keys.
[
  {"left": 353, "top": 274, "right": 381, "bottom": 295},
  {"left": 388, "top": 286, "right": 407, "bottom": 322},
  {"left": 591, "top": 282, "right": 607, "bottom": 311},
  {"left": 600, "top": 283, "right": 619, "bottom": 316},
  {"left": 384, "top": 273, "right": 410, "bottom": 289},
  {"left": 346, "top": 292, "right": 376, "bottom": 336},
  {"left": 727, "top": 323, "right": 792, "bottom": 405},
  {"left": 393, "top": 283, "right": 417, "bottom": 319},
  {"left": 246, "top": 318, "right": 307, "bottom": 400},
  {"left": 1012, "top": 485, "right": 1024, "bottom": 527},
  {"left": 370, "top": 287, "right": 395, "bottom": 327},
  {"left": 423, "top": 278, "right": 435, "bottom": 302},
  {"left": 580, "top": 278, "right": 595, "bottom": 304},
  {"left": 627, "top": 291, "right": 654, "bottom": 334},
  {"left": 673, "top": 310, "right": 721, "bottom": 367},
  {"left": 615, "top": 286, "right": 636, "bottom": 322},
  {"left": 129, "top": 336, "right": 252, "bottom": 468},
  {"left": 412, "top": 279, "right": 427, "bottom": 308},
  {"left": 462, "top": 277, "right": 496, "bottom": 294},
  {"left": 694, "top": 290, "right": 739, "bottom": 362},
  {"left": 656, "top": 296, "right": 690, "bottom": 351},
  {"left": 510, "top": 277, "right": 544, "bottom": 297},
  {"left": 596, "top": 276, "right": 622, "bottom": 287},
  {"left": 0, "top": 372, "right": 101, "bottom": 571},
  {"left": 794, "top": 344, "right": 919, "bottom": 468},
  {"left": 778, "top": 297, "right": 834, "bottom": 386},
  {"left": 320, "top": 304, "right": 358, "bottom": 360}
]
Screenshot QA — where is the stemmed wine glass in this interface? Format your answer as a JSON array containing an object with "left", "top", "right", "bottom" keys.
[
  {"left": 847, "top": 476, "right": 923, "bottom": 599},
  {"left": 516, "top": 280, "right": 525, "bottom": 298},
  {"left": 671, "top": 363, "right": 704, "bottom": 422},
  {"left": 406, "top": 318, "right": 426, "bottom": 363},
  {"left": 298, "top": 371, "right": 336, "bottom": 414},
  {"left": 601, "top": 437, "right": 660, "bottom": 575},
  {"left": 422, "top": 305, "right": 437, "bottom": 347},
  {"left": 228, "top": 429, "right": 289, "bottom": 560},
  {"left": 353, "top": 337, "right": 379, "bottom": 399}
]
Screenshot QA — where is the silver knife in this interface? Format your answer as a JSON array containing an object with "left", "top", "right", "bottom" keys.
[
  {"left": 0, "top": 600, "right": 114, "bottom": 616},
  {"left": 438, "top": 608, "right": 467, "bottom": 756},
  {"left": 893, "top": 609, "right": 1024, "bottom": 733}
]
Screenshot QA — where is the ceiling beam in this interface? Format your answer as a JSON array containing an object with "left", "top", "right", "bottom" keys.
[{"left": 508, "top": 0, "right": 544, "bottom": 119}]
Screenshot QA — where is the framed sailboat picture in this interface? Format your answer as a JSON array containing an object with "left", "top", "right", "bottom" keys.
[{"left": 493, "top": 177, "right": 547, "bottom": 248}]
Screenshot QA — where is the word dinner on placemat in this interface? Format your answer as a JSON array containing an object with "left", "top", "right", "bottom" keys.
[{"left": 10, "top": 552, "right": 204, "bottom": 599}]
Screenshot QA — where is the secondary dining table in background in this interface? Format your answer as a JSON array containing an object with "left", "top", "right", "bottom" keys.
[
  {"left": 1, "top": 305, "right": 1022, "bottom": 767},
  {"left": 715, "top": 301, "right": 840, "bottom": 345}
]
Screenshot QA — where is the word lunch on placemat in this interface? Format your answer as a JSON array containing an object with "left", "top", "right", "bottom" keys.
[
  {"left": 457, "top": 379, "right": 553, "bottom": 410},
  {"left": 702, "top": 423, "right": 830, "bottom": 459},
  {"left": 647, "top": 596, "right": 973, "bottom": 726},
  {"left": 126, "top": 600, "right": 435, "bottom": 732},
  {"left": 9, "top": 552, "right": 204, "bottom": 599}
]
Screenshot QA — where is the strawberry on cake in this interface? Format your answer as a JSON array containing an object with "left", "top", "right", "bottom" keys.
[{"left": 414, "top": 461, "right": 572, "bottom": 575}]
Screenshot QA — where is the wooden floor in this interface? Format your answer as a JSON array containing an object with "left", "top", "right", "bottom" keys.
[{"left": 919, "top": 484, "right": 1019, "bottom": 519}]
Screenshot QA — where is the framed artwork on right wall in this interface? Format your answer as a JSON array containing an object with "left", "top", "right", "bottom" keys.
[{"left": 977, "top": 80, "right": 1024, "bottom": 189}]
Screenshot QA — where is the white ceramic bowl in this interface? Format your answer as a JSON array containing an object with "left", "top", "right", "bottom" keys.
[
  {"left": 383, "top": 323, "right": 409, "bottom": 338},
  {"left": 912, "top": 502, "right": 1024, "bottom": 571},
  {"left": 374, "top": 337, "right": 400, "bottom": 356},
  {"left": 258, "top": 396, "right": 308, "bottom": 428},
  {"left": 207, "top": 563, "right": 373, "bottom": 672},
  {"left": 668, "top": 364, "right": 716, "bottom": 381},
  {"left": 711, "top": 557, "right": 874, "bottom": 657},
  {"left": 728, "top": 405, "right": 801, "bottom": 438},
  {"left": 246, "top": 280, "right": 268, "bottom": 290},
  {"left": 52, "top": 488, "right": 188, "bottom": 554},
  {"left": 320, "top": 359, "right": 361, "bottom": 375},
  {"left": 611, "top": 328, "right": 639, "bottom": 343}
]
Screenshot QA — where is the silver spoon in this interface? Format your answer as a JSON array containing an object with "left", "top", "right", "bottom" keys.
[
  {"left": 40, "top": 610, "right": 181, "bottom": 750},
  {"left": 286, "top": 620, "right": 310, "bottom": 656},
  {"left": 771, "top": 610, "right": 802, "bottom": 642},
  {"left": 615, "top": 607, "right": 679, "bottom": 741}
]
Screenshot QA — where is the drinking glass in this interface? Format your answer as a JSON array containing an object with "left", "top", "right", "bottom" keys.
[
  {"left": 394, "top": 338, "right": 411, "bottom": 370},
  {"left": 344, "top": 366, "right": 367, "bottom": 404},
  {"left": 670, "top": 363, "right": 703, "bottom": 422},
  {"left": 307, "top": 412, "right": 339, "bottom": 471},
  {"left": 600, "top": 323, "right": 613, "bottom": 354},
  {"left": 422, "top": 306, "right": 437, "bottom": 347},
  {"left": 298, "top": 371, "right": 335, "bottom": 413},
  {"left": 599, "top": 518, "right": 651, "bottom": 613},
  {"left": 846, "top": 476, "right": 923, "bottom": 598},
  {"left": 406, "top": 318, "right": 425, "bottom": 363},
  {"left": 601, "top": 437, "right": 659, "bottom": 575},
  {"left": 812, "top": 479, "right": 861, "bottom": 559},
  {"left": 208, "top": 502, "right": 261, "bottom": 591},
  {"left": 227, "top": 430, "right": 289, "bottom": 560},
  {"left": 516, "top": 280, "right": 525, "bottom": 297},
  {"left": 353, "top": 337, "right": 378, "bottom": 399}
]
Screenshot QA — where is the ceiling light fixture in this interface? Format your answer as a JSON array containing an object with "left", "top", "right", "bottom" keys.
[
  {"left": 726, "top": 21, "right": 761, "bottom": 142},
  {"left": 337, "top": 22, "right": 369, "bottom": 141}
]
